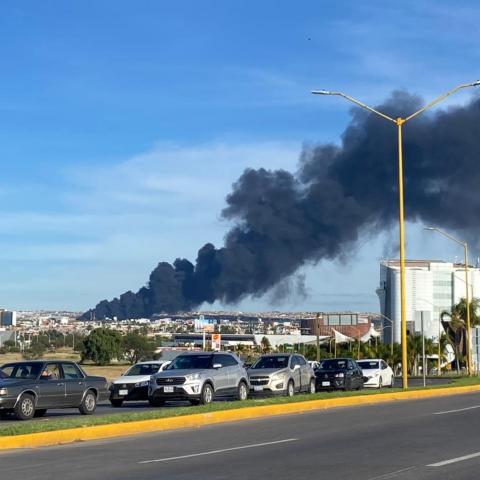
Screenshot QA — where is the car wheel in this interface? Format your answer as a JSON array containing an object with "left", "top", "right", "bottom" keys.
[
  {"left": 149, "top": 397, "right": 165, "bottom": 407},
  {"left": 309, "top": 378, "right": 316, "bottom": 394},
  {"left": 378, "top": 377, "right": 383, "bottom": 389},
  {"left": 237, "top": 381, "right": 249, "bottom": 401},
  {"left": 34, "top": 409, "right": 47, "bottom": 418},
  {"left": 110, "top": 399, "right": 123, "bottom": 408},
  {"left": 79, "top": 390, "right": 97, "bottom": 415},
  {"left": 285, "top": 380, "right": 295, "bottom": 397},
  {"left": 14, "top": 393, "right": 36, "bottom": 420},
  {"left": 200, "top": 383, "right": 214, "bottom": 405}
]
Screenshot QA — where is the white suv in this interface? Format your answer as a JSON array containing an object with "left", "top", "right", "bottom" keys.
[{"left": 148, "top": 352, "right": 249, "bottom": 406}]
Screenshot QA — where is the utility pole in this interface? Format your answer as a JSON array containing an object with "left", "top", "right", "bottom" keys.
[{"left": 316, "top": 313, "right": 320, "bottom": 362}]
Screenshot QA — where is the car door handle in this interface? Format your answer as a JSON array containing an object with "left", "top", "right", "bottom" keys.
[{"left": 57, "top": 382, "right": 65, "bottom": 386}]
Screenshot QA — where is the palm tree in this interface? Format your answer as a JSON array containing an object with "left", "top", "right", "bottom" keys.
[{"left": 440, "top": 297, "right": 479, "bottom": 374}]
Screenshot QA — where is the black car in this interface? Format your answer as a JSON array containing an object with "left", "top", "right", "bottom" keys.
[
  {"left": 0, "top": 361, "right": 109, "bottom": 420},
  {"left": 315, "top": 358, "right": 364, "bottom": 391}
]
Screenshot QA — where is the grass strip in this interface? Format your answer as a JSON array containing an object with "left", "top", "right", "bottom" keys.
[{"left": 1, "top": 376, "right": 479, "bottom": 437}]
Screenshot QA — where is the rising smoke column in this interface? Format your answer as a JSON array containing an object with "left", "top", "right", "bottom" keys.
[{"left": 83, "top": 90, "right": 480, "bottom": 319}]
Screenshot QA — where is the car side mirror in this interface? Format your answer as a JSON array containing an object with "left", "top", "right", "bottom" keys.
[
  {"left": 213, "top": 363, "right": 222, "bottom": 369},
  {"left": 294, "top": 364, "right": 301, "bottom": 371}
]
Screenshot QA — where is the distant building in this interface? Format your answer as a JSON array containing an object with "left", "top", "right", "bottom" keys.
[
  {"left": 0, "top": 310, "right": 17, "bottom": 327},
  {"left": 301, "top": 313, "right": 371, "bottom": 339},
  {"left": 377, "top": 260, "right": 480, "bottom": 343}
]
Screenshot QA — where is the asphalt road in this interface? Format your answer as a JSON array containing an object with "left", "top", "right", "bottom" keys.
[
  {"left": 2, "top": 390, "right": 480, "bottom": 479},
  {"left": 0, "top": 377, "right": 451, "bottom": 426}
]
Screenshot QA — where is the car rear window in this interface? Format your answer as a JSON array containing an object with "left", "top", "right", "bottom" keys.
[
  {"left": 319, "top": 359, "right": 348, "bottom": 370},
  {"left": 357, "top": 361, "right": 380, "bottom": 369},
  {"left": 167, "top": 355, "right": 213, "bottom": 370},
  {"left": 125, "top": 364, "right": 162, "bottom": 376},
  {"left": 251, "top": 356, "right": 289, "bottom": 369},
  {"left": 1, "top": 362, "right": 43, "bottom": 379}
]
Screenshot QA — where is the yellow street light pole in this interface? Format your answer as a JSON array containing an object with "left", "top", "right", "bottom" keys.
[
  {"left": 312, "top": 81, "right": 480, "bottom": 389},
  {"left": 425, "top": 226, "right": 473, "bottom": 375}
]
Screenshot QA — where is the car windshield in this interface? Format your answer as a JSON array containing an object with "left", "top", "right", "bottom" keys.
[
  {"left": 251, "top": 356, "right": 289, "bottom": 369},
  {"left": 167, "top": 354, "right": 213, "bottom": 370},
  {"left": 357, "top": 361, "right": 380, "bottom": 369},
  {"left": 0, "top": 362, "right": 43, "bottom": 379},
  {"left": 319, "top": 359, "right": 348, "bottom": 370},
  {"left": 125, "top": 364, "right": 162, "bottom": 376}
]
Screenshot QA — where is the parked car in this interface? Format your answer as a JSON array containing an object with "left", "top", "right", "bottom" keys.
[
  {"left": 248, "top": 353, "right": 316, "bottom": 397},
  {"left": 357, "top": 359, "right": 394, "bottom": 388},
  {"left": 148, "top": 351, "right": 249, "bottom": 406},
  {"left": 109, "top": 360, "right": 171, "bottom": 407},
  {"left": 0, "top": 360, "right": 109, "bottom": 420},
  {"left": 315, "top": 358, "right": 364, "bottom": 391}
]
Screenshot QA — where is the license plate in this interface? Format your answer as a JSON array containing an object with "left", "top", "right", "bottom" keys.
[
  {"left": 163, "top": 386, "right": 174, "bottom": 393},
  {"left": 119, "top": 389, "right": 128, "bottom": 395},
  {"left": 322, "top": 381, "right": 330, "bottom": 387},
  {"left": 253, "top": 385, "right": 263, "bottom": 391}
]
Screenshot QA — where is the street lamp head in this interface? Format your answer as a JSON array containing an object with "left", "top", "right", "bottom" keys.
[
  {"left": 311, "top": 89, "right": 334, "bottom": 95},
  {"left": 472, "top": 80, "right": 480, "bottom": 87},
  {"left": 424, "top": 227, "right": 436, "bottom": 231}
]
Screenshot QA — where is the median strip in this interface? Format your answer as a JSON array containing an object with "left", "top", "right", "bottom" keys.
[{"left": 1, "top": 382, "right": 480, "bottom": 451}]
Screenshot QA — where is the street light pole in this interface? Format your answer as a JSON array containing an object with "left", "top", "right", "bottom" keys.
[
  {"left": 425, "top": 226, "right": 473, "bottom": 375},
  {"left": 312, "top": 81, "right": 480, "bottom": 388},
  {"left": 316, "top": 313, "right": 321, "bottom": 362},
  {"left": 369, "top": 313, "right": 394, "bottom": 357}
]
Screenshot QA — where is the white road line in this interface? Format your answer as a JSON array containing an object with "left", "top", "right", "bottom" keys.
[
  {"left": 138, "top": 438, "right": 298, "bottom": 464},
  {"left": 434, "top": 405, "right": 480, "bottom": 415},
  {"left": 428, "top": 451, "right": 480, "bottom": 467},
  {"left": 368, "top": 466, "right": 418, "bottom": 479}
]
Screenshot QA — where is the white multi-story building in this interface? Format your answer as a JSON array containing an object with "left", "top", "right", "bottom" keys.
[{"left": 377, "top": 260, "right": 480, "bottom": 343}]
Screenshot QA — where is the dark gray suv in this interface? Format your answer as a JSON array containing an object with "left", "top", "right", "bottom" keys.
[{"left": 148, "top": 352, "right": 249, "bottom": 406}]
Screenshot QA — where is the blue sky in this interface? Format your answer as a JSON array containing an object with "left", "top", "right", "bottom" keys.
[{"left": 0, "top": 1, "right": 479, "bottom": 311}]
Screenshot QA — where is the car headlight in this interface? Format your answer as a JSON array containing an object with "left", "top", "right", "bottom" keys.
[
  {"left": 185, "top": 373, "right": 201, "bottom": 382},
  {"left": 271, "top": 373, "right": 284, "bottom": 382},
  {"left": 0, "top": 388, "right": 7, "bottom": 396},
  {"left": 135, "top": 381, "right": 149, "bottom": 387},
  {"left": 334, "top": 373, "right": 345, "bottom": 378}
]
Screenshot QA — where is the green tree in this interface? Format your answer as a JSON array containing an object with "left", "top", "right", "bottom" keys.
[
  {"left": 22, "top": 342, "right": 46, "bottom": 360},
  {"left": 440, "top": 297, "right": 479, "bottom": 373},
  {"left": 260, "top": 336, "right": 271, "bottom": 353},
  {"left": 123, "top": 331, "right": 156, "bottom": 364},
  {"left": 81, "top": 328, "right": 123, "bottom": 365}
]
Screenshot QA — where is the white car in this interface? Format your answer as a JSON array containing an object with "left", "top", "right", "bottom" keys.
[
  {"left": 357, "top": 359, "right": 394, "bottom": 388},
  {"left": 109, "top": 360, "right": 171, "bottom": 407}
]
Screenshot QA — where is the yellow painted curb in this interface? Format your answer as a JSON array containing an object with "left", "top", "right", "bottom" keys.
[{"left": 2, "top": 384, "right": 480, "bottom": 451}]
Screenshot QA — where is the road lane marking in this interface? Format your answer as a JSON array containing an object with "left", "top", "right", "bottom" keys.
[
  {"left": 434, "top": 405, "right": 480, "bottom": 415},
  {"left": 428, "top": 451, "right": 480, "bottom": 467},
  {"left": 138, "top": 438, "right": 298, "bottom": 464},
  {"left": 368, "top": 466, "right": 418, "bottom": 479}
]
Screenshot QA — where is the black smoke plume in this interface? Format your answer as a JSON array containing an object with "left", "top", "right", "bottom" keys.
[{"left": 82, "top": 90, "right": 480, "bottom": 320}]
